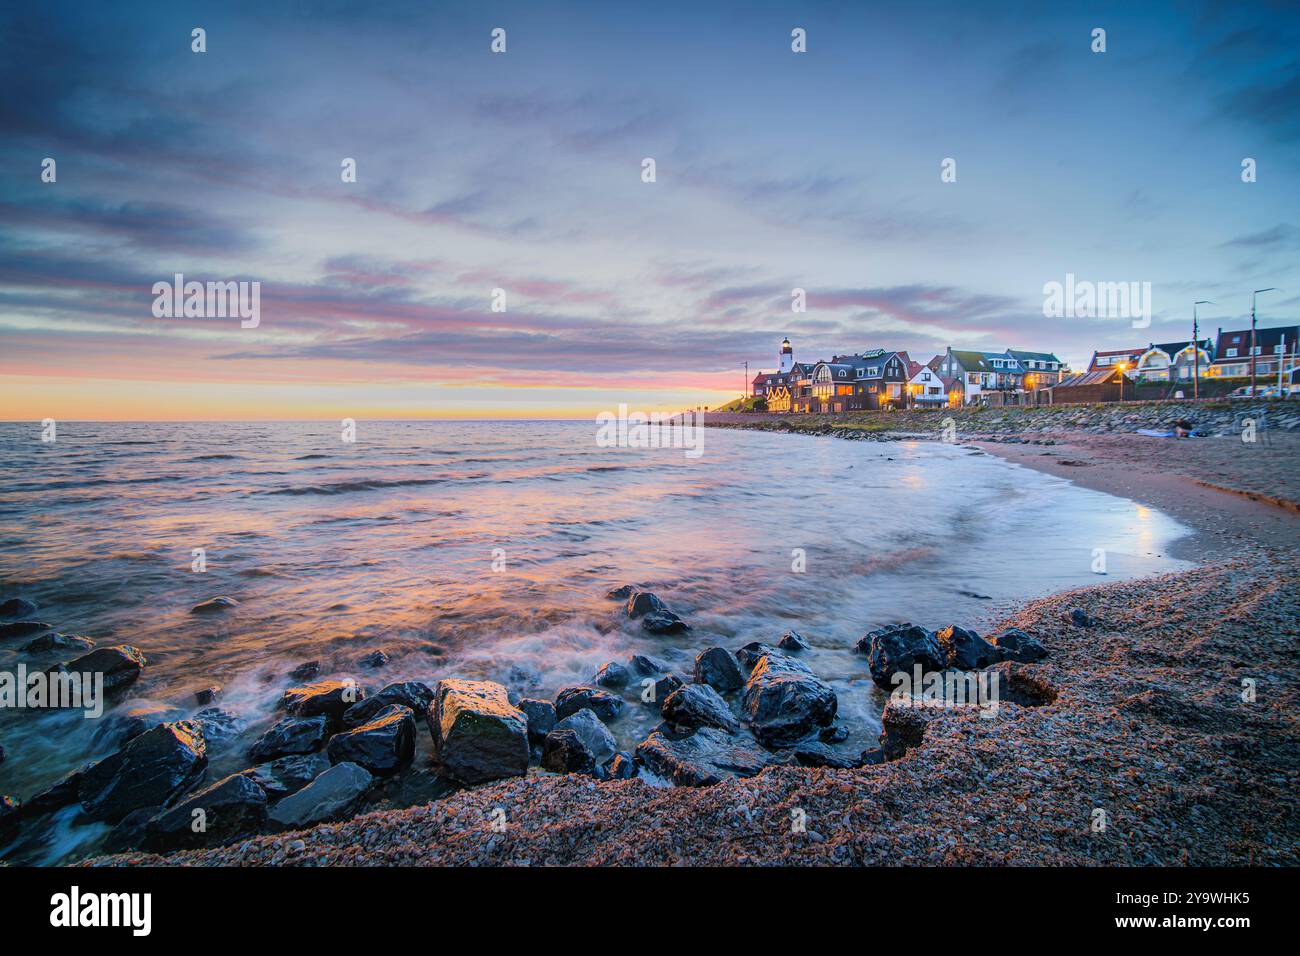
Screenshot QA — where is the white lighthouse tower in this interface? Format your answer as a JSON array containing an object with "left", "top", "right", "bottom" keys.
[{"left": 779, "top": 336, "right": 794, "bottom": 374}]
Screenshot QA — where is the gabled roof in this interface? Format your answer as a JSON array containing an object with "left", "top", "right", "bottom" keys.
[
  {"left": 1148, "top": 339, "right": 1212, "bottom": 357},
  {"left": 1008, "top": 349, "right": 1062, "bottom": 364},
  {"left": 949, "top": 350, "right": 990, "bottom": 372},
  {"left": 1214, "top": 325, "right": 1299, "bottom": 355},
  {"left": 1056, "top": 368, "right": 1119, "bottom": 387},
  {"left": 983, "top": 351, "right": 1024, "bottom": 372}
]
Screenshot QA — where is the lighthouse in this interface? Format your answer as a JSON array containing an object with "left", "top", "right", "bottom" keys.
[{"left": 779, "top": 336, "right": 794, "bottom": 373}]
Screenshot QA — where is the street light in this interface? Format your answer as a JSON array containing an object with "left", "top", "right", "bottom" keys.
[
  {"left": 1251, "top": 288, "right": 1276, "bottom": 397},
  {"left": 1193, "top": 300, "right": 1213, "bottom": 399},
  {"left": 1116, "top": 363, "right": 1126, "bottom": 401}
]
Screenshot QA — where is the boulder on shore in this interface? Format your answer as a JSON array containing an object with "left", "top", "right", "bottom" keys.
[
  {"left": 627, "top": 653, "right": 668, "bottom": 676},
  {"left": 248, "top": 715, "right": 330, "bottom": 763},
  {"left": 0, "top": 597, "right": 38, "bottom": 618},
  {"left": 555, "top": 686, "right": 624, "bottom": 723},
  {"left": 636, "top": 727, "right": 772, "bottom": 786},
  {"left": 61, "top": 645, "right": 147, "bottom": 694},
  {"left": 77, "top": 720, "right": 208, "bottom": 823},
  {"left": 541, "top": 728, "right": 597, "bottom": 775},
  {"left": 778, "top": 631, "right": 810, "bottom": 652},
  {"left": 427, "top": 679, "right": 529, "bottom": 785},
  {"left": 857, "top": 624, "right": 946, "bottom": 688},
  {"left": 661, "top": 682, "right": 740, "bottom": 734},
  {"left": 517, "top": 697, "right": 558, "bottom": 745},
  {"left": 21, "top": 632, "right": 94, "bottom": 654},
  {"left": 145, "top": 773, "right": 268, "bottom": 851},
  {"left": 594, "top": 660, "right": 631, "bottom": 689},
  {"left": 191, "top": 596, "right": 239, "bottom": 614},
  {"left": 991, "top": 628, "right": 1048, "bottom": 663},
  {"left": 694, "top": 646, "right": 745, "bottom": 692},
  {"left": 626, "top": 591, "right": 690, "bottom": 633},
  {"left": 278, "top": 679, "right": 363, "bottom": 721},
  {"left": 742, "top": 654, "right": 837, "bottom": 747},
  {"left": 241, "top": 752, "right": 331, "bottom": 800},
  {"left": 935, "top": 624, "right": 1001, "bottom": 670},
  {"left": 326, "top": 704, "right": 415, "bottom": 776},
  {"left": 553, "top": 708, "right": 617, "bottom": 764},
  {"left": 267, "top": 761, "right": 373, "bottom": 831},
  {"left": 341, "top": 681, "right": 434, "bottom": 727},
  {"left": 0, "top": 620, "right": 51, "bottom": 639},
  {"left": 735, "top": 642, "right": 786, "bottom": 671},
  {"left": 625, "top": 591, "right": 668, "bottom": 619}
]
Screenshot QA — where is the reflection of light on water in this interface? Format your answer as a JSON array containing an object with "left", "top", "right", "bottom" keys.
[{"left": 1134, "top": 504, "right": 1154, "bottom": 552}]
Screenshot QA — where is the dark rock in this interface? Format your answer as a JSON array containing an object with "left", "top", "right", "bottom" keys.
[
  {"left": 195, "top": 685, "right": 222, "bottom": 705},
  {"left": 62, "top": 645, "right": 147, "bottom": 694},
  {"left": 990, "top": 628, "right": 1049, "bottom": 663},
  {"left": 20, "top": 632, "right": 94, "bottom": 654},
  {"left": 857, "top": 624, "right": 945, "bottom": 689},
  {"left": 0, "top": 795, "right": 16, "bottom": 840},
  {"left": 935, "top": 624, "right": 1001, "bottom": 669},
  {"left": 778, "top": 631, "right": 810, "bottom": 652},
  {"left": 859, "top": 748, "right": 887, "bottom": 766},
  {"left": 694, "top": 646, "right": 745, "bottom": 692},
  {"left": 593, "top": 660, "right": 630, "bottom": 689},
  {"left": 661, "top": 683, "right": 740, "bottom": 734},
  {"left": 553, "top": 709, "right": 617, "bottom": 764},
  {"left": 193, "top": 707, "right": 244, "bottom": 744},
  {"left": 819, "top": 725, "right": 850, "bottom": 744},
  {"left": 278, "top": 679, "right": 363, "bottom": 721},
  {"left": 605, "top": 585, "right": 636, "bottom": 600},
  {"left": 517, "top": 697, "right": 558, "bottom": 744},
  {"left": 1066, "top": 608, "right": 1095, "bottom": 628},
  {"left": 625, "top": 591, "right": 668, "bottom": 619},
  {"left": 326, "top": 704, "right": 415, "bottom": 776},
  {"left": 16, "top": 770, "right": 84, "bottom": 821},
  {"left": 605, "top": 752, "right": 637, "bottom": 779},
  {"left": 791, "top": 743, "right": 860, "bottom": 769},
  {"left": 879, "top": 701, "right": 935, "bottom": 760},
  {"left": 0, "top": 598, "right": 38, "bottom": 618},
  {"left": 267, "top": 761, "right": 373, "bottom": 831},
  {"left": 191, "top": 596, "right": 239, "bottom": 614},
  {"left": 427, "top": 679, "right": 529, "bottom": 785},
  {"left": 145, "top": 773, "right": 268, "bottom": 851},
  {"left": 0, "top": 740, "right": 4, "bottom": 765},
  {"left": 742, "top": 654, "right": 837, "bottom": 747},
  {"left": 342, "top": 681, "right": 435, "bottom": 727},
  {"left": 735, "top": 642, "right": 786, "bottom": 671},
  {"left": 649, "top": 673, "right": 684, "bottom": 705},
  {"left": 987, "top": 661, "right": 1058, "bottom": 706},
  {"left": 241, "top": 752, "right": 331, "bottom": 800},
  {"left": 0, "top": 620, "right": 51, "bottom": 639},
  {"left": 100, "top": 806, "right": 158, "bottom": 854},
  {"left": 92, "top": 703, "right": 185, "bottom": 750},
  {"left": 635, "top": 727, "right": 773, "bottom": 786},
  {"left": 541, "top": 728, "right": 597, "bottom": 774},
  {"left": 555, "top": 686, "right": 624, "bottom": 723},
  {"left": 358, "top": 650, "right": 389, "bottom": 669},
  {"left": 627, "top": 653, "right": 668, "bottom": 676},
  {"left": 248, "top": 715, "right": 330, "bottom": 763},
  {"left": 77, "top": 721, "right": 208, "bottom": 824},
  {"left": 641, "top": 611, "right": 690, "bottom": 634},
  {"left": 289, "top": 660, "right": 321, "bottom": 681}
]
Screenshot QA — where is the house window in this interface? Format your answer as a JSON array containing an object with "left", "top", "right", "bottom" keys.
[{"left": 1226, "top": 348, "right": 1237, "bottom": 357}]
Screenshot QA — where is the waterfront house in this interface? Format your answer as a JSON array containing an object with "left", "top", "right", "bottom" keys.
[
  {"left": 1133, "top": 339, "right": 1213, "bottom": 382},
  {"left": 1007, "top": 349, "right": 1068, "bottom": 390},
  {"left": 1206, "top": 325, "right": 1300, "bottom": 380},
  {"left": 906, "top": 362, "right": 949, "bottom": 405}
]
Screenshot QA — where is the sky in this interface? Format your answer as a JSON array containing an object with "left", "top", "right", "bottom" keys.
[{"left": 2, "top": 0, "right": 1299, "bottom": 419}]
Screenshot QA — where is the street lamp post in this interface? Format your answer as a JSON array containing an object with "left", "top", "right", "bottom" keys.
[
  {"left": 1193, "top": 300, "right": 1213, "bottom": 400},
  {"left": 1116, "top": 363, "right": 1126, "bottom": 401},
  {"left": 1251, "top": 288, "right": 1276, "bottom": 397}
]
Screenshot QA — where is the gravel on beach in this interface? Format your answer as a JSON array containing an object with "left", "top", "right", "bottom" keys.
[{"left": 88, "top": 553, "right": 1300, "bottom": 867}]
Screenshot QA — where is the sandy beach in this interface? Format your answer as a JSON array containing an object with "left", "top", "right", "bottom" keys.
[{"left": 85, "top": 414, "right": 1300, "bottom": 867}]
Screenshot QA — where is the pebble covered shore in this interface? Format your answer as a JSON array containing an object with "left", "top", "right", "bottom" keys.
[{"left": 87, "top": 555, "right": 1299, "bottom": 866}]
